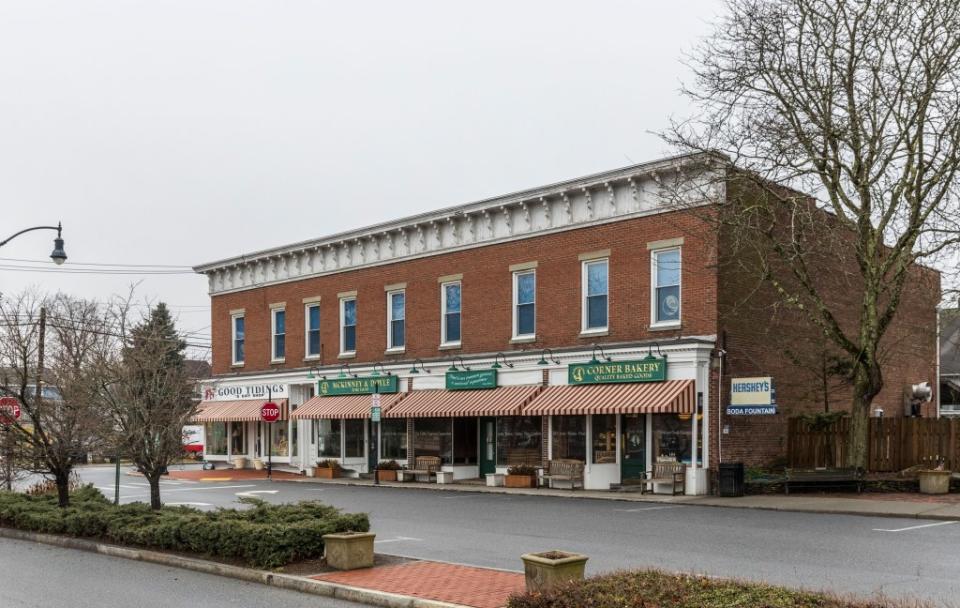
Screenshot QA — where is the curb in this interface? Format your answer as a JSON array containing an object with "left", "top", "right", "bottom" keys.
[{"left": 0, "top": 527, "right": 471, "bottom": 608}]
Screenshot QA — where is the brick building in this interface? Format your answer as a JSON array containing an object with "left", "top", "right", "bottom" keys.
[{"left": 193, "top": 153, "right": 939, "bottom": 492}]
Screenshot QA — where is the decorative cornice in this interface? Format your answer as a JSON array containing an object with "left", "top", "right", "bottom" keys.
[{"left": 195, "top": 153, "right": 725, "bottom": 295}]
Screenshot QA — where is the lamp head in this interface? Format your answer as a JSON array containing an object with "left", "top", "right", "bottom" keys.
[{"left": 50, "top": 237, "right": 67, "bottom": 265}]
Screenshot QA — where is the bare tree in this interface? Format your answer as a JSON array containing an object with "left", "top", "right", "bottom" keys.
[
  {"left": 98, "top": 303, "right": 196, "bottom": 510},
  {"left": 666, "top": 0, "right": 960, "bottom": 467},
  {"left": 0, "top": 290, "right": 113, "bottom": 506}
]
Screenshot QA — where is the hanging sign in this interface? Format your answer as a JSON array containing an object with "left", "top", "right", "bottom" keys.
[
  {"left": 446, "top": 369, "right": 498, "bottom": 391},
  {"left": 568, "top": 356, "right": 667, "bottom": 385},
  {"left": 371, "top": 392, "right": 382, "bottom": 422},
  {"left": 727, "top": 377, "right": 776, "bottom": 415},
  {"left": 318, "top": 375, "right": 399, "bottom": 396}
]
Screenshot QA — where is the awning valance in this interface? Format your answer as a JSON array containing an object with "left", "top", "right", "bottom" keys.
[
  {"left": 384, "top": 386, "right": 542, "bottom": 418},
  {"left": 192, "top": 399, "right": 289, "bottom": 423},
  {"left": 291, "top": 393, "right": 407, "bottom": 420},
  {"left": 521, "top": 380, "right": 695, "bottom": 416}
]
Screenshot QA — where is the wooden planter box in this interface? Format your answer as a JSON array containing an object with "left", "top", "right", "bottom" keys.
[
  {"left": 521, "top": 551, "right": 589, "bottom": 593},
  {"left": 323, "top": 532, "right": 375, "bottom": 570},
  {"left": 505, "top": 474, "right": 537, "bottom": 488},
  {"left": 315, "top": 467, "right": 340, "bottom": 479},
  {"left": 376, "top": 469, "right": 398, "bottom": 482}
]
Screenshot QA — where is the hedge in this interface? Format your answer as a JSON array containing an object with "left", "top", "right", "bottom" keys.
[
  {"left": 507, "top": 570, "right": 931, "bottom": 608},
  {"left": 0, "top": 485, "right": 369, "bottom": 569}
]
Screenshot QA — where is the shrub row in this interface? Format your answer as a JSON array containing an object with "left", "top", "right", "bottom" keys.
[
  {"left": 0, "top": 485, "right": 369, "bottom": 569},
  {"left": 507, "top": 570, "right": 931, "bottom": 608}
]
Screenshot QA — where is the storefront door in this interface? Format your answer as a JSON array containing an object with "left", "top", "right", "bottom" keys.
[
  {"left": 479, "top": 417, "right": 496, "bottom": 475},
  {"left": 621, "top": 414, "right": 646, "bottom": 480}
]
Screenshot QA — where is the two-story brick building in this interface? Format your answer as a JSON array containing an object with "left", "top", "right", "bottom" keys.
[{"left": 193, "top": 153, "right": 939, "bottom": 493}]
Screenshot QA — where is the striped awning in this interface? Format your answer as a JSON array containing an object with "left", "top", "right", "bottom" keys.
[
  {"left": 291, "top": 393, "right": 407, "bottom": 420},
  {"left": 384, "top": 386, "right": 543, "bottom": 418},
  {"left": 521, "top": 380, "right": 695, "bottom": 415},
  {"left": 192, "top": 399, "right": 289, "bottom": 423}
]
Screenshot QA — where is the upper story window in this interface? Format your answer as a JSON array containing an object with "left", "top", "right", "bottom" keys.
[
  {"left": 582, "top": 259, "right": 609, "bottom": 332},
  {"left": 652, "top": 248, "right": 681, "bottom": 325},
  {"left": 340, "top": 297, "right": 357, "bottom": 354},
  {"left": 441, "top": 281, "right": 461, "bottom": 346},
  {"left": 271, "top": 307, "right": 286, "bottom": 362},
  {"left": 231, "top": 313, "right": 245, "bottom": 366},
  {"left": 513, "top": 270, "right": 536, "bottom": 338},
  {"left": 387, "top": 290, "right": 406, "bottom": 350},
  {"left": 305, "top": 302, "right": 321, "bottom": 359}
]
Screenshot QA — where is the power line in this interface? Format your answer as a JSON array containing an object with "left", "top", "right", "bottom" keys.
[
  {"left": 0, "top": 257, "right": 192, "bottom": 269},
  {"left": 0, "top": 264, "right": 194, "bottom": 275}
]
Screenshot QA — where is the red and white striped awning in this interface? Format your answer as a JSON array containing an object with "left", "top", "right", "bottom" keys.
[
  {"left": 192, "top": 399, "right": 289, "bottom": 423},
  {"left": 521, "top": 380, "right": 695, "bottom": 416},
  {"left": 291, "top": 393, "right": 407, "bottom": 420},
  {"left": 384, "top": 386, "right": 543, "bottom": 418}
]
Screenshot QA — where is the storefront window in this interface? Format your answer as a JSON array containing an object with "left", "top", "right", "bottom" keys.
[
  {"left": 344, "top": 419, "right": 365, "bottom": 458},
  {"left": 414, "top": 418, "right": 452, "bottom": 464},
  {"left": 230, "top": 422, "right": 246, "bottom": 455},
  {"left": 270, "top": 424, "right": 289, "bottom": 457},
  {"left": 317, "top": 419, "right": 341, "bottom": 458},
  {"left": 653, "top": 414, "right": 701, "bottom": 465},
  {"left": 206, "top": 422, "right": 227, "bottom": 455},
  {"left": 381, "top": 418, "right": 407, "bottom": 460},
  {"left": 496, "top": 416, "right": 542, "bottom": 466},
  {"left": 592, "top": 414, "right": 617, "bottom": 463},
  {"left": 551, "top": 416, "right": 586, "bottom": 461},
  {"left": 453, "top": 417, "right": 478, "bottom": 465}
]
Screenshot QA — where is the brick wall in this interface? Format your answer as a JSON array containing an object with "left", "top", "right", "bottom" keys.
[{"left": 209, "top": 210, "right": 719, "bottom": 375}]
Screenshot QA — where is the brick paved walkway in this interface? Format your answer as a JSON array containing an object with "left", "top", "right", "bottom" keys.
[
  {"left": 314, "top": 561, "right": 525, "bottom": 608},
  {"left": 144, "top": 469, "right": 304, "bottom": 482}
]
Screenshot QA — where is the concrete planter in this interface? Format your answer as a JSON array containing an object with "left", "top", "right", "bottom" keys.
[
  {"left": 505, "top": 474, "right": 537, "bottom": 488},
  {"left": 436, "top": 471, "right": 454, "bottom": 484},
  {"left": 323, "top": 532, "right": 375, "bottom": 570},
  {"left": 304, "top": 466, "right": 316, "bottom": 477},
  {"left": 315, "top": 467, "right": 340, "bottom": 479},
  {"left": 486, "top": 473, "right": 504, "bottom": 487},
  {"left": 918, "top": 470, "right": 952, "bottom": 495},
  {"left": 521, "top": 551, "right": 588, "bottom": 593},
  {"left": 231, "top": 456, "right": 247, "bottom": 470},
  {"left": 252, "top": 459, "right": 265, "bottom": 471}
]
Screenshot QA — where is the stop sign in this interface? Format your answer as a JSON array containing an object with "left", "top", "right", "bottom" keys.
[
  {"left": 0, "top": 396, "right": 21, "bottom": 425},
  {"left": 260, "top": 402, "right": 280, "bottom": 422}
]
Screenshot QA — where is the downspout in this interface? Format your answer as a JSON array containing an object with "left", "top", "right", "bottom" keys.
[
  {"left": 717, "top": 348, "right": 726, "bottom": 464},
  {"left": 937, "top": 307, "right": 942, "bottom": 419}
]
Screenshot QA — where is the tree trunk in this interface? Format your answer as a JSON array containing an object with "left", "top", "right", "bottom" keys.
[
  {"left": 148, "top": 473, "right": 162, "bottom": 510},
  {"left": 847, "top": 361, "right": 883, "bottom": 470},
  {"left": 55, "top": 471, "right": 70, "bottom": 508}
]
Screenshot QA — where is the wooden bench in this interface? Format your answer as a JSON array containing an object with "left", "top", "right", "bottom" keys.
[
  {"left": 399, "top": 456, "right": 442, "bottom": 482},
  {"left": 542, "top": 459, "right": 585, "bottom": 490},
  {"left": 784, "top": 468, "right": 863, "bottom": 494},
  {"left": 640, "top": 461, "right": 686, "bottom": 495}
]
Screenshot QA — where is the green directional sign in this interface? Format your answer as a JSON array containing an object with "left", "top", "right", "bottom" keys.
[
  {"left": 317, "top": 375, "right": 399, "bottom": 396},
  {"left": 445, "top": 369, "right": 498, "bottom": 391},
  {"left": 567, "top": 356, "right": 667, "bottom": 385}
]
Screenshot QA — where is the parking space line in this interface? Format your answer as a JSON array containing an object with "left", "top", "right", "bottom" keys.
[
  {"left": 614, "top": 506, "right": 676, "bottom": 512},
  {"left": 873, "top": 521, "right": 957, "bottom": 533}
]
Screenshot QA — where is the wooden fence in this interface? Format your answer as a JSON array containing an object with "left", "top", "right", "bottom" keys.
[{"left": 787, "top": 417, "right": 960, "bottom": 472}]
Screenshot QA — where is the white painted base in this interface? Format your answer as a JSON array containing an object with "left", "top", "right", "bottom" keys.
[
  {"left": 486, "top": 473, "right": 505, "bottom": 487},
  {"left": 436, "top": 471, "right": 454, "bottom": 484},
  {"left": 685, "top": 467, "right": 709, "bottom": 496}
]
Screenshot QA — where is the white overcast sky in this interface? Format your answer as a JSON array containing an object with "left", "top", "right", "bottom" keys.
[{"left": 0, "top": 0, "right": 723, "bottom": 355}]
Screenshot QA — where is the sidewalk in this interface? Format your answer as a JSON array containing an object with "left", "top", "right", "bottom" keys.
[{"left": 152, "top": 468, "right": 960, "bottom": 521}]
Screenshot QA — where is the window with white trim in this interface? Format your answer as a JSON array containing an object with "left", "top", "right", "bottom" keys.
[
  {"left": 340, "top": 297, "right": 357, "bottom": 354},
  {"left": 387, "top": 290, "right": 405, "bottom": 350},
  {"left": 512, "top": 270, "right": 536, "bottom": 338},
  {"left": 271, "top": 308, "right": 286, "bottom": 361},
  {"left": 652, "top": 248, "right": 681, "bottom": 325},
  {"left": 441, "top": 281, "right": 461, "bottom": 346},
  {"left": 582, "top": 259, "right": 608, "bottom": 331},
  {"left": 305, "top": 303, "right": 321, "bottom": 359},
  {"left": 231, "top": 313, "right": 245, "bottom": 365}
]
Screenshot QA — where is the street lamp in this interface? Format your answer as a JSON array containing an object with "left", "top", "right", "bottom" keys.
[{"left": 0, "top": 222, "right": 67, "bottom": 265}]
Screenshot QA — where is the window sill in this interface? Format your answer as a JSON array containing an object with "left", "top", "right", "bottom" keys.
[
  {"left": 303, "top": 355, "right": 321, "bottom": 362},
  {"left": 579, "top": 329, "right": 609, "bottom": 338},
  {"left": 270, "top": 358, "right": 286, "bottom": 365},
  {"left": 438, "top": 342, "right": 462, "bottom": 351},
  {"left": 649, "top": 322, "right": 681, "bottom": 332},
  {"left": 510, "top": 336, "right": 536, "bottom": 344},
  {"left": 338, "top": 352, "right": 357, "bottom": 360},
  {"left": 384, "top": 347, "right": 406, "bottom": 355},
  {"left": 231, "top": 363, "right": 245, "bottom": 369}
]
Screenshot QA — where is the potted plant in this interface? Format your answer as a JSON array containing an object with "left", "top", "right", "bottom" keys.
[
  {"left": 505, "top": 464, "right": 538, "bottom": 488},
  {"left": 323, "top": 531, "right": 376, "bottom": 570},
  {"left": 376, "top": 460, "right": 401, "bottom": 482},
  {"left": 918, "top": 461, "right": 952, "bottom": 495},
  {"left": 315, "top": 459, "right": 342, "bottom": 479},
  {"left": 252, "top": 458, "right": 265, "bottom": 470},
  {"left": 231, "top": 455, "right": 247, "bottom": 470},
  {"left": 520, "top": 550, "right": 589, "bottom": 592}
]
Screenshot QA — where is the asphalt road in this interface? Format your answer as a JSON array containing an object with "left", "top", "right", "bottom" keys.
[
  {"left": 72, "top": 466, "right": 960, "bottom": 604},
  {"left": 0, "top": 536, "right": 360, "bottom": 608}
]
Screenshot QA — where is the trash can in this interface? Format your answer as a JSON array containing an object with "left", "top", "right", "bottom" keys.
[{"left": 718, "top": 462, "right": 745, "bottom": 497}]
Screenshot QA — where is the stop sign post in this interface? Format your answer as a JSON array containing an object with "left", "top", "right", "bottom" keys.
[
  {"left": 260, "top": 400, "right": 279, "bottom": 480},
  {"left": 0, "top": 396, "right": 21, "bottom": 425}
]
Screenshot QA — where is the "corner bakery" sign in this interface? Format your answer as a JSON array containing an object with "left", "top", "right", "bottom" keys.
[{"left": 568, "top": 356, "right": 667, "bottom": 385}]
